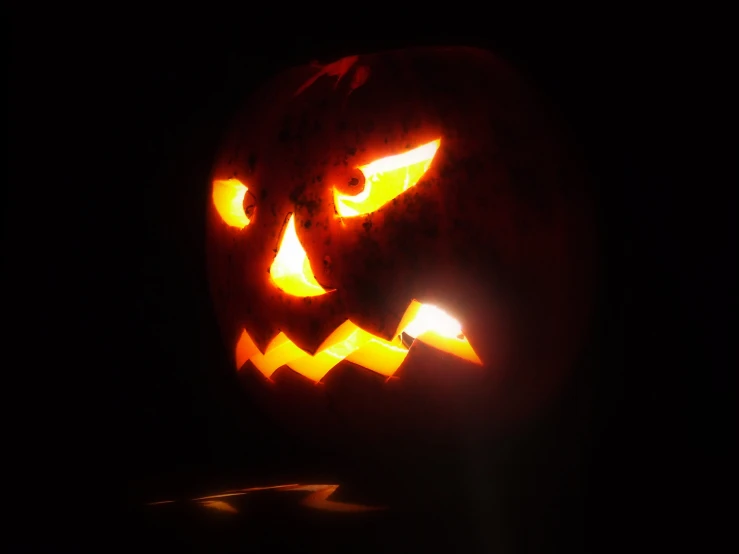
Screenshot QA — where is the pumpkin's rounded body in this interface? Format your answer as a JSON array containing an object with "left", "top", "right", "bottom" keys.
[{"left": 207, "top": 46, "right": 594, "bottom": 452}]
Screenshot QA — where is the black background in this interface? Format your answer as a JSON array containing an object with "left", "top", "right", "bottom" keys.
[{"left": 8, "top": 8, "right": 732, "bottom": 553}]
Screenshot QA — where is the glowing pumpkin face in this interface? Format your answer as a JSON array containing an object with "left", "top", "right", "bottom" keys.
[{"left": 207, "top": 47, "right": 594, "bottom": 442}]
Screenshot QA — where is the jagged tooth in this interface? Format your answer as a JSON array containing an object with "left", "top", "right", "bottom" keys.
[
  {"left": 316, "top": 320, "right": 361, "bottom": 351},
  {"left": 394, "top": 299, "right": 423, "bottom": 337},
  {"left": 287, "top": 351, "right": 343, "bottom": 382},
  {"left": 344, "top": 337, "right": 409, "bottom": 377},
  {"left": 251, "top": 332, "right": 308, "bottom": 378},
  {"left": 286, "top": 325, "right": 375, "bottom": 381},
  {"left": 414, "top": 332, "right": 483, "bottom": 365},
  {"left": 235, "top": 329, "right": 259, "bottom": 370}
]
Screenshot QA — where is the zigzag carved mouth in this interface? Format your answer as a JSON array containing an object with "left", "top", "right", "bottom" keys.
[{"left": 235, "top": 300, "right": 482, "bottom": 382}]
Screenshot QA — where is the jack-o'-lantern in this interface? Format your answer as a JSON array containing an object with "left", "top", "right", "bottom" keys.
[{"left": 207, "top": 46, "right": 594, "bottom": 450}]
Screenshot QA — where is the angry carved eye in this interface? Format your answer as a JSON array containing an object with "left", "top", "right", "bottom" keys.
[
  {"left": 333, "top": 138, "right": 441, "bottom": 217},
  {"left": 212, "top": 178, "right": 253, "bottom": 229}
]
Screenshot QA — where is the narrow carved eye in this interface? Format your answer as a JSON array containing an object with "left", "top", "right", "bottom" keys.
[
  {"left": 333, "top": 138, "right": 441, "bottom": 217},
  {"left": 212, "top": 178, "right": 253, "bottom": 229}
]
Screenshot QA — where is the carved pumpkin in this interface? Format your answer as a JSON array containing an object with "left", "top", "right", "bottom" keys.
[{"left": 207, "top": 46, "right": 594, "bottom": 447}]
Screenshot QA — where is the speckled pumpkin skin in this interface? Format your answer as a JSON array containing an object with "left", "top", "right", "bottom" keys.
[{"left": 207, "top": 46, "right": 594, "bottom": 447}]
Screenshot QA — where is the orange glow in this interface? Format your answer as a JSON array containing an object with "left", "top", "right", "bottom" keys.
[
  {"left": 269, "top": 214, "right": 331, "bottom": 297},
  {"left": 192, "top": 484, "right": 300, "bottom": 501},
  {"left": 212, "top": 178, "right": 251, "bottom": 228},
  {"left": 148, "top": 483, "right": 385, "bottom": 513},
  {"left": 199, "top": 499, "right": 238, "bottom": 513},
  {"left": 298, "top": 484, "right": 385, "bottom": 512},
  {"left": 334, "top": 139, "right": 441, "bottom": 217},
  {"left": 235, "top": 299, "right": 482, "bottom": 380}
]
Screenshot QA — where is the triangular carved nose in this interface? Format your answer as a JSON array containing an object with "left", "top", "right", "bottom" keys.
[{"left": 269, "top": 213, "right": 333, "bottom": 297}]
